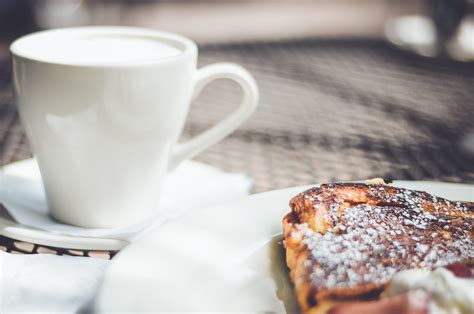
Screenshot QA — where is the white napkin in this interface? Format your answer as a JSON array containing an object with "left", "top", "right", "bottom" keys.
[
  {"left": 0, "top": 251, "right": 109, "bottom": 313},
  {"left": 0, "top": 158, "right": 251, "bottom": 240},
  {"left": 0, "top": 158, "right": 251, "bottom": 312}
]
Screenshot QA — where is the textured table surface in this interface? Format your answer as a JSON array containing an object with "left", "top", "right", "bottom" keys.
[
  {"left": 3, "top": 39, "right": 473, "bottom": 191},
  {"left": 1, "top": 39, "right": 474, "bottom": 255}
]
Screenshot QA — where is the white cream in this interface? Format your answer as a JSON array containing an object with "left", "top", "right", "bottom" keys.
[
  {"left": 383, "top": 268, "right": 474, "bottom": 314},
  {"left": 16, "top": 34, "right": 181, "bottom": 64}
]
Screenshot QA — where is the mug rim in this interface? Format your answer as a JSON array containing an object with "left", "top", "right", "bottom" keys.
[{"left": 10, "top": 26, "right": 197, "bottom": 68}]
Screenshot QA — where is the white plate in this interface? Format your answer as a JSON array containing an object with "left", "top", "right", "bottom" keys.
[{"left": 95, "top": 181, "right": 474, "bottom": 312}]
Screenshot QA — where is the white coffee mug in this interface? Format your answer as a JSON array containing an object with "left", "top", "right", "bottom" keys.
[{"left": 10, "top": 27, "right": 258, "bottom": 228}]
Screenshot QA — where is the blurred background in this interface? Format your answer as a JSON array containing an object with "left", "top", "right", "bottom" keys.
[{"left": 0, "top": 0, "right": 473, "bottom": 192}]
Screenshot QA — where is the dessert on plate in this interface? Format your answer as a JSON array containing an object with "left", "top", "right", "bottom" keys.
[{"left": 283, "top": 182, "right": 473, "bottom": 314}]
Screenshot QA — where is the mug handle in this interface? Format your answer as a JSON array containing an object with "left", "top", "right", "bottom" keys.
[{"left": 168, "top": 63, "right": 259, "bottom": 170}]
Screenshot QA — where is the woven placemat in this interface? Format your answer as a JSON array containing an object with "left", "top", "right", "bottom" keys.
[
  {"left": 0, "top": 235, "right": 117, "bottom": 259},
  {"left": 1, "top": 39, "right": 473, "bottom": 256}
]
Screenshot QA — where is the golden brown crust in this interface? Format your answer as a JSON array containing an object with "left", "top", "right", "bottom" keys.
[{"left": 283, "top": 183, "right": 473, "bottom": 313}]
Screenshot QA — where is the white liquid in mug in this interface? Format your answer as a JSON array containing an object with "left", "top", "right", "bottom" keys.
[{"left": 15, "top": 34, "right": 182, "bottom": 64}]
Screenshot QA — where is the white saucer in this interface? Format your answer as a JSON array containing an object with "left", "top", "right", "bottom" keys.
[
  {"left": 0, "top": 159, "right": 129, "bottom": 250},
  {"left": 0, "top": 158, "right": 250, "bottom": 251},
  {"left": 384, "top": 15, "right": 474, "bottom": 61},
  {"left": 95, "top": 181, "right": 474, "bottom": 312}
]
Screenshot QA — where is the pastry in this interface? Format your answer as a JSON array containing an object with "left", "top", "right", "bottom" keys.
[{"left": 283, "top": 183, "right": 473, "bottom": 313}]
